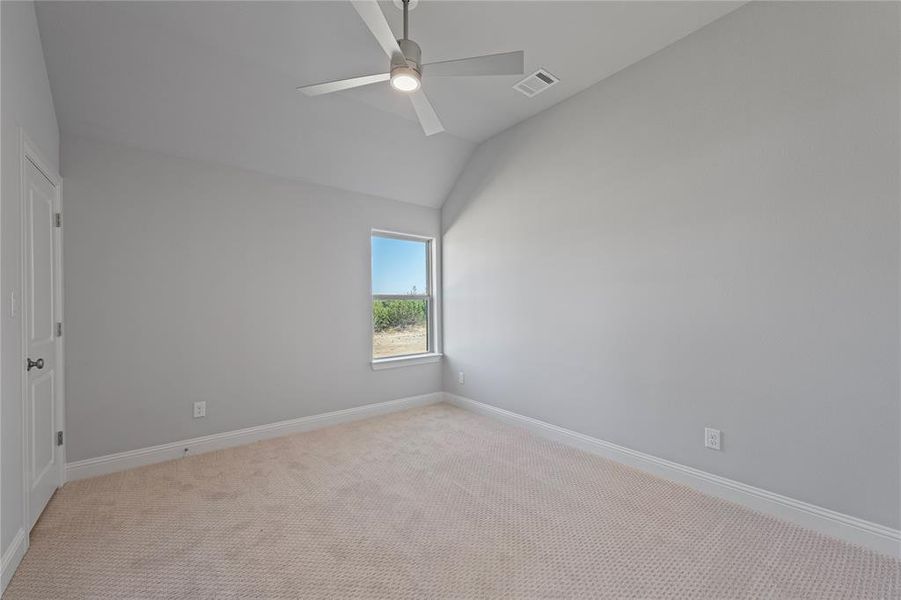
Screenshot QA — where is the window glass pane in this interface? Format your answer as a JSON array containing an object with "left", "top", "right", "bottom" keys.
[
  {"left": 372, "top": 236, "right": 427, "bottom": 295},
  {"left": 372, "top": 299, "right": 428, "bottom": 358}
]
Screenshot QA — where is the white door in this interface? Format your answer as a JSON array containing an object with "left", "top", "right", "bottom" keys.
[{"left": 24, "top": 155, "right": 62, "bottom": 529}]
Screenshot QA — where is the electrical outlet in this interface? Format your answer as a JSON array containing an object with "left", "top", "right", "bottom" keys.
[
  {"left": 193, "top": 401, "right": 206, "bottom": 418},
  {"left": 704, "top": 427, "right": 721, "bottom": 450},
  {"left": 458, "top": 371, "right": 465, "bottom": 385}
]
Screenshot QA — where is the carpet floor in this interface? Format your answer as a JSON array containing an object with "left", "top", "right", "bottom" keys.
[{"left": 4, "top": 403, "right": 899, "bottom": 599}]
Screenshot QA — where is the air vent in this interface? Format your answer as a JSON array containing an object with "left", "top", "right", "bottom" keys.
[{"left": 513, "top": 69, "right": 559, "bottom": 97}]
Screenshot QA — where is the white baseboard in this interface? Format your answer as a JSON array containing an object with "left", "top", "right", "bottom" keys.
[
  {"left": 445, "top": 393, "right": 901, "bottom": 558},
  {"left": 66, "top": 392, "right": 443, "bottom": 482},
  {"left": 1, "top": 528, "right": 28, "bottom": 594},
  {"left": 54, "top": 390, "right": 901, "bottom": 558}
]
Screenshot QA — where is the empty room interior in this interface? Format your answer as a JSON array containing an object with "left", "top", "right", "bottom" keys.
[{"left": 1, "top": 0, "right": 900, "bottom": 597}]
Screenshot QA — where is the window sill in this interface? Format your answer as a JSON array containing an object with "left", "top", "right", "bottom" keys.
[{"left": 371, "top": 353, "right": 443, "bottom": 370}]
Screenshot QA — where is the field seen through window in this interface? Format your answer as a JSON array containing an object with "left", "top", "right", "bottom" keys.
[{"left": 372, "top": 299, "right": 427, "bottom": 358}]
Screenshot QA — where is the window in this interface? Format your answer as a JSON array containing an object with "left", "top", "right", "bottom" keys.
[{"left": 371, "top": 231, "right": 438, "bottom": 365}]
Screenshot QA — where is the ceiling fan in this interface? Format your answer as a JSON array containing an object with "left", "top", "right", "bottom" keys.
[{"left": 297, "top": 0, "right": 525, "bottom": 136}]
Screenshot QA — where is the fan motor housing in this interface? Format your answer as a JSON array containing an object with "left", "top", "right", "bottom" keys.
[{"left": 396, "top": 38, "right": 422, "bottom": 73}]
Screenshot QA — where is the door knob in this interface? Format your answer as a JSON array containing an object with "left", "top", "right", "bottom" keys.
[{"left": 27, "top": 358, "right": 44, "bottom": 371}]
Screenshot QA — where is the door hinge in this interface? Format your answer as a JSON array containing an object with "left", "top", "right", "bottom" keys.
[
  {"left": 56, "top": 322, "right": 62, "bottom": 337},
  {"left": 57, "top": 431, "right": 63, "bottom": 446},
  {"left": 54, "top": 212, "right": 62, "bottom": 228}
]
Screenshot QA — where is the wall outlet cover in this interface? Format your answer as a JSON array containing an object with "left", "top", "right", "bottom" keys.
[
  {"left": 704, "top": 427, "right": 721, "bottom": 450},
  {"left": 193, "top": 401, "right": 206, "bottom": 418}
]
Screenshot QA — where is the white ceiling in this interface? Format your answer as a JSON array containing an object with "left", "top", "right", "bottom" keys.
[{"left": 36, "top": 1, "right": 744, "bottom": 207}]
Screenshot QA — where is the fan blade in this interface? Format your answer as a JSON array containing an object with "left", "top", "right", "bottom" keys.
[
  {"left": 423, "top": 51, "right": 524, "bottom": 77},
  {"left": 297, "top": 72, "right": 389, "bottom": 96},
  {"left": 350, "top": 0, "right": 405, "bottom": 66},
  {"left": 409, "top": 89, "right": 444, "bottom": 136}
]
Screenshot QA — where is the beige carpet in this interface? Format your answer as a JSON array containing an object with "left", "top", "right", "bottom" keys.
[{"left": 5, "top": 403, "right": 899, "bottom": 599}]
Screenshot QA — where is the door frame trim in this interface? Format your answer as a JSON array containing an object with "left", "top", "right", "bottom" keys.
[{"left": 18, "top": 128, "right": 65, "bottom": 533}]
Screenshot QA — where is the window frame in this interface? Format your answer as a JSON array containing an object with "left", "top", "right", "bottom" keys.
[{"left": 370, "top": 229, "right": 442, "bottom": 368}]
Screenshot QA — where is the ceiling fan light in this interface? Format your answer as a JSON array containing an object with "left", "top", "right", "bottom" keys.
[{"left": 390, "top": 66, "right": 421, "bottom": 93}]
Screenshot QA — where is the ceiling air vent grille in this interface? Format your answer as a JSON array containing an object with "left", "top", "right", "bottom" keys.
[{"left": 513, "top": 69, "right": 559, "bottom": 97}]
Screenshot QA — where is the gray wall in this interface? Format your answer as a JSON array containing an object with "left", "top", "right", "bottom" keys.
[
  {"left": 442, "top": 1, "right": 900, "bottom": 529},
  {"left": 1, "top": 0, "right": 60, "bottom": 557},
  {"left": 62, "top": 136, "right": 441, "bottom": 462}
]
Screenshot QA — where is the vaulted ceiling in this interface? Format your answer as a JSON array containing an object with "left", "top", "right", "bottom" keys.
[{"left": 36, "top": 1, "right": 743, "bottom": 207}]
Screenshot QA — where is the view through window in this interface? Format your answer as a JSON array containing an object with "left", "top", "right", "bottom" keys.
[{"left": 371, "top": 233, "right": 432, "bottom": 359}]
